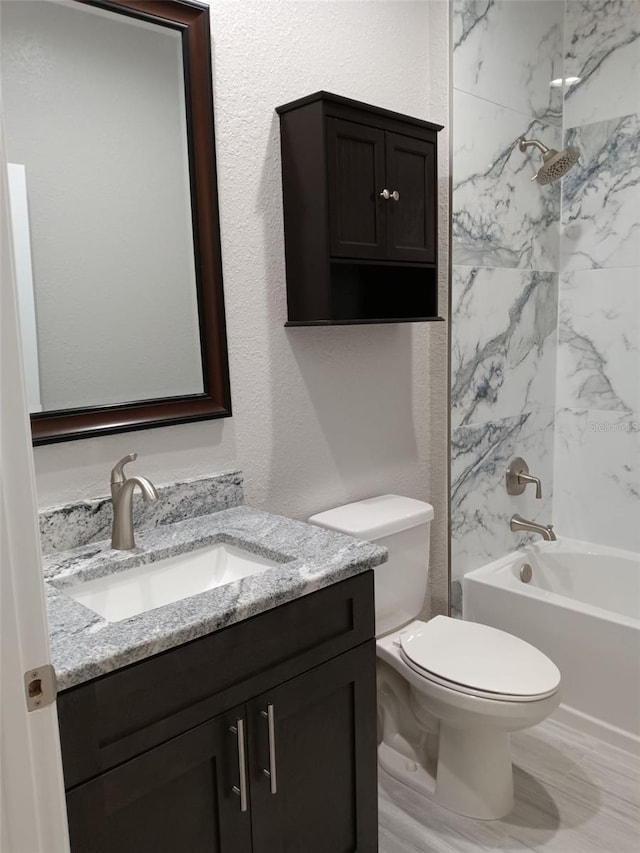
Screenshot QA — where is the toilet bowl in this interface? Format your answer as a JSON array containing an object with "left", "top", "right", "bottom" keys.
[
  {"left": 377, "top": 617, "right": 560, "bottom": 818},
  {"left": 309, "top": 495, "right": 561, "bottom": 820}
]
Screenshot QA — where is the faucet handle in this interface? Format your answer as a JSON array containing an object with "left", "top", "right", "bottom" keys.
[
  {"left": 506, "top": 456, "right": 543, "bottom": 499},
  {"left": 111, "top": 453, "right": 137, "bottom": 486},
  {"left": 518, "top": 471, "right": 542, "bottom": 500}
]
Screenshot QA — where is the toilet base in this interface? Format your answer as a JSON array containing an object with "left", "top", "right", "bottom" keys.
[
  {"left": 378, "top": 741, "right": 437, "bottom": 799},
  {"left": 378, "top": 725, "right": 514, "bottom": 820},
  {"left": 436, "top": 723, "right": 514, "bottom": 819}
]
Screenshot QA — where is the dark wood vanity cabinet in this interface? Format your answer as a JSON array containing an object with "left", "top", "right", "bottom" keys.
[
  {"left": 276, "top": 91, "right": 443, "bottom": 325},
  {"left": 57, "top": 574, "right": 378, "bottom": 853},
  {"left": 65, "top": 708, "right": 251, "bottom": 853}
]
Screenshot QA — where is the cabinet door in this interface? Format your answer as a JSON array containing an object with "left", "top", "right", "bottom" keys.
[
  {"left": 327, "top": 118, "right": 387, "bottom": 259},
  {"left": 249, "top": 642, "right": 378, "bottom": 853},
  {"left": 65, "top": 707, "right": 252, "bottom": 853},
  {"left": 385, "top": 131, "right": 436, "bottom": 263}
]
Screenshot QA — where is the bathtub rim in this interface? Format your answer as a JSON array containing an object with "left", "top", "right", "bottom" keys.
[
  {"left": 462, "top": 536, "right": 640, "bottom": 629},
  {"left": 462, "top": 536, "right": 640, "bottom": 754}
]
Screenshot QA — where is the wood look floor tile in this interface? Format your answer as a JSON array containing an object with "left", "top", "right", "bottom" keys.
[
  {"left": 499, "top": 780, "right": 639, "bottom": 853},
  {"left": 379, "top": 771, "right": 534, "bottom": 852},
  {"left": 377, "top": 719, "right": 640, "bottom": 853},
  {"left": 571, "top": 742, "right": 640, "bottom": 807},
  {"left": 509, "top": 719, "right": 593, "bottom": 788}
]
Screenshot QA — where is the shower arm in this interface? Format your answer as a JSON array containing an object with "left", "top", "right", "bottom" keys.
[{"left": 518, "top": 137, "right": 550, "bottom": 156}]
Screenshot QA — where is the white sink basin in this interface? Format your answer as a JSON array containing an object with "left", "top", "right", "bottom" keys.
[{"left": 65, "top": 542, "right": 282, "bottom": 623}]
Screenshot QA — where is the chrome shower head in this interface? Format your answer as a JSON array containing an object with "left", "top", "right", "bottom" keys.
[{"left": 517, "top": 136, "right": 580, "bottom": 185}]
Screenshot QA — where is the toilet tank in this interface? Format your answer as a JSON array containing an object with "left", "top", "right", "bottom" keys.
[{"left": 309, "top": 495, "right": 434, "bottom": 636}]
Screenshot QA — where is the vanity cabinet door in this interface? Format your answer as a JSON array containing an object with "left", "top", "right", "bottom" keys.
[
  {"left": 65, "top": 707, "right": 252, "bottom": 853},
  {"left": 248, "top": 641, "right": 379, "bottom": 853}
]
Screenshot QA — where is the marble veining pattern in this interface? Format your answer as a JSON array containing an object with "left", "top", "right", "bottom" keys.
[
  {"left": 44, "top": 505, "right": 386, "bottom": 690},
  {"left": 453, "top": 90, "right": 561, "bottom": 270},
  {"left": 452, "top": 267, "right": 558, "bottom": 428},
  {"left": 553, "top": 408, "right": 640, "bottom": 552},
  {"left": 449, "top": 579, "right": 463, "bottom": 619},
  {"left": 451, "top": 410, "right": 555, "bottom": 579},
  {"left": 561, "top": 114, "right": 640, "bottom": 271},
  {"left": 558, "top": 268, "right": 639, "bottom": 412},
  {"left": 564, "top": 0, "right": 640, "bottom": 128},
  {"left": 450, "top": 0, "right": 639, "bottom": 585},
  {"left": 39, "top": 471, "right": 244, "bottom": 554},
  {"left": 453, "top": 0, "right": 563, "bottom": 126}
]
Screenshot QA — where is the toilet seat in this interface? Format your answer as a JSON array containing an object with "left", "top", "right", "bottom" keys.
[
  {"left": 399, "top": 652, "right": 558, "bottom": 702},
  {"left": 399, "top": 617, "right": 560, "bottom": 702}
]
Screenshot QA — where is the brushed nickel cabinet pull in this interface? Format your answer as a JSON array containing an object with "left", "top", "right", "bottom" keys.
[
  {"left": 230, "top": 719, "right": 248, "bottom": 812},
  {"left": 260, "top": 704, "right": 278, "bottom": 794}
]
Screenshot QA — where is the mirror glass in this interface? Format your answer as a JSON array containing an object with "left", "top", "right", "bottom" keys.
[{"left": 1, "top": 0, "right": 231, "bottom": 443}]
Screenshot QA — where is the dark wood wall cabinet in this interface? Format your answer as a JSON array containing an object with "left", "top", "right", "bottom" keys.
[
  {"left": 57, "top": 573, "right": 379, "bottom": 853},
  {"left": 276, "top": 91, "right": 444, "bottom": 325}
]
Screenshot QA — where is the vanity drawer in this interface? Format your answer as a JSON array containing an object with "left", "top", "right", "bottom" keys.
[{"left": 58, "top": 571, "right": 374, "bottom": 788}]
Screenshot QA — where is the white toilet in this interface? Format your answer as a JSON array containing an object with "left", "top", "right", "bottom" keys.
[{"left": 309, "top": 494, "right": 561, "bottom": 820}]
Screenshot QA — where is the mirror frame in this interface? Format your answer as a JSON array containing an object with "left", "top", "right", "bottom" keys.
[{"left": 29, "top": 0, "right": 231, "bottom": 445}]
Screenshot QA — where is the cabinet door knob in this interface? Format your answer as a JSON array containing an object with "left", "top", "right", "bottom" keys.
[
  {"left": 390, "top": 190, "right": 400, "bottom": 201},
  {"left": 379, "top": 189, "right": 390, "bottom": 200},
  {"left": 230, "top": 719, "right": 249, "bottom": 812},
  {"left": 260, "top": 704, "right": 278, "bottom": 795}
]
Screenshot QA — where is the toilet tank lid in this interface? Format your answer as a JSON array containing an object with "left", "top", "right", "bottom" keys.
[{"left": 309, "top": 494, "right": 434, "bottom": 540}]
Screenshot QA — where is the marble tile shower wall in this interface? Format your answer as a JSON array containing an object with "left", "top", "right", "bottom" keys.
[
  {"left": 451, "top": 0, "right": 564, "bottom": 579},
  {"left": 555, "top": 0, "right": 640, "bottom": 552}
]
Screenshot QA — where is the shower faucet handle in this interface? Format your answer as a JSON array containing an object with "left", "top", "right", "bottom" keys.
[
  {"left": 518, "top": 470, "right": 543, "bottom": 500},
  {"left": 506, "top": 457, "right": 543, "bottom": 499}
]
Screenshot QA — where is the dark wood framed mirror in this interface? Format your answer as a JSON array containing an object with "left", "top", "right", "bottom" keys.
[{"left": 3, "top": 0, "right": 231, "bottom": 445}]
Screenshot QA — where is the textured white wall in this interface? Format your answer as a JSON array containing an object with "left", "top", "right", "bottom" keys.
[{"left": 32, "top": 0, "right": 450, "bottom": 615}]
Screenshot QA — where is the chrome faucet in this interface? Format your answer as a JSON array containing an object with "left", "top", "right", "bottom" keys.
[
  {"left": 110, "top": 453, "right": 159, "bottom": 550},
  {"left": 510, "top": 514, "right": 556, "bottom": 542}
]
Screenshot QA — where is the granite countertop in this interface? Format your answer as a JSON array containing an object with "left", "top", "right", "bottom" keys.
[{"left": 44, "top": 505, "right": 387, "bottom": 691}]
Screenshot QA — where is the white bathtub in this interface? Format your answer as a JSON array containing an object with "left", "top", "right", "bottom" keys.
[{"left": 463, "top": 538, "right": 640, "bottom": 754}]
